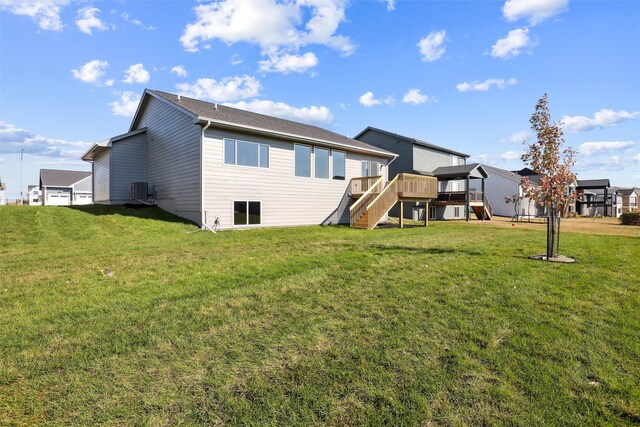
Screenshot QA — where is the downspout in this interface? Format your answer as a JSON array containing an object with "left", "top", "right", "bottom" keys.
[{"left": 200, "top": 120, "right": 212, "bottom": 228}]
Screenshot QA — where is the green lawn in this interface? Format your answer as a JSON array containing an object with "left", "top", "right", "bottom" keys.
[{"left": 1, "top": 205, "right": 638, "bottom": 426}]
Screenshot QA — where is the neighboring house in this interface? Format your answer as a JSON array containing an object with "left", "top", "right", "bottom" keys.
[
  {"left": 39, "top": 169, "right": 92, "bottom": 206},
  {"left": 82, "top": 89, "right": 405, "bottom": 229},
  {"left": 354, "top": 127, "right": 490, "bottom": 221},
  {"left": 27, "top": 185, "right": 41, "bottom": 205},
  {"left": 616, "top": 188, "right": 638, "bottom": 213},
  {"left": 575, "top": 179, "right": 619, "bottom": 217},
  {"left": 0, "top": 182, "right": 6, "bottom": 205},
  {"left": 483, "top": 165, "right": 543, "bottom": 218}
]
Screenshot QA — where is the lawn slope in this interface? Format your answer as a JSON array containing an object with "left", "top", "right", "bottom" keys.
[{"left": 1, "top": 206, "right": 638, "bottom": 425}]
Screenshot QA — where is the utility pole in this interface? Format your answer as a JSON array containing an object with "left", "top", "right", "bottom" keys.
[{"left": 20, "top": 148, "right": 24, "bottom": 204}]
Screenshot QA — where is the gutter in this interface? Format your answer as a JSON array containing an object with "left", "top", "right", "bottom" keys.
[{"left": 200, "top": 120, "right": 212, "bottom": 228}]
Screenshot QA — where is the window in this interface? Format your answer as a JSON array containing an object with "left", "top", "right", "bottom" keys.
[
  {"left": 295, "top": 144, "right": 311, "bottom": 177},
  {"left": 333, "top": 150, "right": 345, "bottom": 180},
  {"left": 224, "top": 139, "right": 269, "bottom": 168},
  {"left": 454, "top": 207, "right": 460, "bottom": 217},
  {"left": 234, "top": 201, "right": 261, "bottom": 225},
  {"left": 315, "top": 147, "right": 329, "bottom": 179},
  {"left": 361, "top": 160, "right": 380, "bottom": 177}
]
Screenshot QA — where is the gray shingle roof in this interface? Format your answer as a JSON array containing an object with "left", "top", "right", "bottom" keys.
[
  {"left": 147, "top": 90, "right": 395, "bottom": 157},
  {"left": 577, "top": 179, "right": 611, "bottom": 188},
  {"left": 430, "top": 163, "right": 488, "bottom": 179},
  {"left": 617, "top": 188, "right": 637, "bottom": 196},
  {"left": 40, "top": 169, "right": 91, "bottom": 187},
  {"left": 483, "top": 164, "right": 524, "bottom": 182}
]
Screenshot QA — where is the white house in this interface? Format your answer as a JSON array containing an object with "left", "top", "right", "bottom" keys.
[
  {"left": 0, "top": 182, "right": 7, "bottom": 205},
  {"left": 483, "top": 165, "right": 543, "bottom": 218},
  {"left": 39, "top": 169, "right": 92, "bottom": 206},
  {"left": 82, "top": 89, "right": 399, "bottom": 229},
  {"left": 27, "top": 185, "right": 41, "bottom": 205}
]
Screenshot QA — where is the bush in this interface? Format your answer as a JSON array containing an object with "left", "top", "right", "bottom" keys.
[{"left": 619, "top": 212, "right": 640, "bottom": 226}]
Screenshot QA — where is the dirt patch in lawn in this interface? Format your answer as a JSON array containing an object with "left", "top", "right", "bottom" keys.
[{"left": 478, "top": 216, "right": 639, "bottom": 237}]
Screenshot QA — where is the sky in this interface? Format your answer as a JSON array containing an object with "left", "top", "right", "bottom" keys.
[{"left": 1, "top": 0, "right": 639, "bottom": 200}]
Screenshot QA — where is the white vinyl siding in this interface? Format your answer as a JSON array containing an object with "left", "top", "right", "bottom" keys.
[
  {"left": 135, "top": 96, "right": 201, "bottom": 223},
  {"left": 202, "top": 128, "right": 389, "bottom": 229},
  {"left": 93, "top": 151, "right": 110, "bottom": 203},
  {"left": 111, "top": 132, "right": 146, "bottom": 202},
  {"left": 413, "top": 144, "right": 455, "bottom": 173}
]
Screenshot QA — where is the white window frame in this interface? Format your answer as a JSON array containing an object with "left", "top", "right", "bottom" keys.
[
  {"left": 454, "top": 206, "right": 460, "bottom": 218},
  {"left": 224, "top": 138, "right": 269, "bottom": 169},
  {"left": 314, "top": 147, "right": 330, "bottom": 179},
  {"left": 232, "top": 200, "right": 262, "bottom": 227},
  {"left": 294, "top": 143, "right": 312, "bottom": 178},
  {"left": 332, "top": 150, "right": 346, "bottom": 180}
]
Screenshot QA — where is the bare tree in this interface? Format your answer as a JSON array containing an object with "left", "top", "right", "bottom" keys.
[{"left": 521, "top": 94, "right": 577, "bottom": 260}]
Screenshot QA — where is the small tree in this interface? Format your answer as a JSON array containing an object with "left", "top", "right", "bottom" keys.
[{"left": 521, "top": 94, "right": 577, "bottom": 260}]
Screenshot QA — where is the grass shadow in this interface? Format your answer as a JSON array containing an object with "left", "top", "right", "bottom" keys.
[
  {"left": 365, "top": 244, "right": 483, "bottom": 256},
  {"left": 67, "top": 205, "right": 197, "bottom": 225}
]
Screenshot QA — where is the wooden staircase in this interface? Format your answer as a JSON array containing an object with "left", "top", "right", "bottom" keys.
[
  {"left": 472, "top": 204, "right": 492, "bottom": 220},
  {"left": 349, "top": 173, "right": 438, "bottom": 230}
]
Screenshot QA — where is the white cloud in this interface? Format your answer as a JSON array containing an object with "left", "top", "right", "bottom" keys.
[
  {"left": 383, "top": 0, "right": 395, "bottom": 12},
  {"left": 171, "top": 65, "right": 188, "bottom": 77},
  {"left": 0, "top": 0, "right": 71, "bottom": 31},
  {"left": 562, "top": 109, "right": 640, "bottom": 133},
  {"left": 501, "top": 130, "right": 530, "bottom": 143},
  {"left": 176, "top": 75, "right": 261, "bottom": 102},
  {"left": 0, "top": 120, "right": 91, "bottom": 158},
  {"left": 180, "top": 0, "right": 355, "bottom": 73},
  {"left": 121, "top": 11, "right": 154, "bottom": 30},
  {"left": 503, "top": 0, "right": 569, "bottom": 26},
  {"left": 500, "top": 150, "right": 524, "bottom": 161},
  {"left": 402, "top": 89, "right": 430, "bottom": 105},
  {"left": 226, "top": 99, "right": 333, "bottom": 125},
  {"left": 122, "top": 63, "right": 150, "bottom": 84},
  {"left": 575, "top": 155, "right": 639, "bottom": 172},
  {"left": 258, "top": 52, "right": 318, "bottom": 73},
  {"left": 456, "top": 78, "right": 517, "bottom": 92},
  {"left": 230, "top": 54, "right": 243, "bottom": 65},
  {"left": 109, "top": 91, "right": 141, "bottom": 117},
  {"left": 578, "top": 141, "right": 636, "bottom": 157},
  {"left": 71, "top": 60, "right": 109, "bottom": 84},
  {"left": 76, "top": 6, "right": 107, "bottom": 35},
  {"left": 359, "top": 91, "right": 393, "bottom": 108},
  {"left": 417, "top": 30, "right": 447, "bottom": 62},
  {"left": 491, "top": 28, "right": 536, "bottom": 59},
  {"left": 469, "top": 150, "right": 524, "bottom": 165}
]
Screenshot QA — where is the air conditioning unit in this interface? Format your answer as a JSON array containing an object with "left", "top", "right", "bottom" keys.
[{"left": 131, "top": 182, "right": 149, "bottom": 200}]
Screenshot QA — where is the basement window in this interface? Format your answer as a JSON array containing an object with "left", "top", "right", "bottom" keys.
[{"left": 234, "top": 201, "right": 261, "bottom": 226}]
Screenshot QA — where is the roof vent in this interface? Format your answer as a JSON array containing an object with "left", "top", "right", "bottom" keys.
[
  {"left": 177, "top": 94, "right": 181, "bottom": 102},
  {"left": 214, "top": 103, "right": 218, "bottom": 110}
]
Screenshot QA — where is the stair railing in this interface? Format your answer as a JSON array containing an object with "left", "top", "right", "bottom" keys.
[
  {"left": 364, "top": 174, "right": 401, "bottom": 229},
  {"left": 349, "top": 175, "right": 385, "bottom": 227}
]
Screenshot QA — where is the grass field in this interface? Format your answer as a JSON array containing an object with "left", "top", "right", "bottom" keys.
[{"left": 1, "top": 205, "right": 638, "bottom": 426}]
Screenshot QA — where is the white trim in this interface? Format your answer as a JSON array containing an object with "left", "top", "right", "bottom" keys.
[{"left": 232, "top": 200, "right": 262, "bottom": 227}]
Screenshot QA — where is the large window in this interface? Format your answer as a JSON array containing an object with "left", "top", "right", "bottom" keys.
[
  {"left": 333, "top": 150, "right": 345, "bottom": 180},
  {"left": 234, "top": 201, "right": 261, "bottom": 225},
  {"left": 224, "top": 139, "right": 269, "bottom": 168},
  {"left": 295, "top": 144, "right": 311, "bottom": 177},
  {"left": 315, "top": 147, "right": 329, "bottom": 179}
]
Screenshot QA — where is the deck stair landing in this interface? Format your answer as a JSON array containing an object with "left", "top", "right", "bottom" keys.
[{"left": 349, "top": 174, "right": 437, "bottom": 230}]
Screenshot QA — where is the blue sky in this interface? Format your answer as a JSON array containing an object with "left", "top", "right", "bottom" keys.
[{"left": 1, "top": 0, "right": 639, "bottom": 199}]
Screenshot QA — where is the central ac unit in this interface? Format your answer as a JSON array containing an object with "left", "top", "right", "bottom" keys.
[{"left": 131, "top": 182, "right": 149, "bottom": 200}]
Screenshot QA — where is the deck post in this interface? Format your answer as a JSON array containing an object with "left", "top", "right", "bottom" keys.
[
  {"left": 399, "top": 202, "right": 404, "bottom": 228},
  {"left": 465, "top": 176, "right": 470, "bottom": 222},
  {"left": 481, "top": 178, "right": 486, "bottom": 221},
  {"left": 425, "top": 201, "right": 429, "bottom": 227}
]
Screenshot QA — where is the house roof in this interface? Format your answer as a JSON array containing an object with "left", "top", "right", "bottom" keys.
[
  {"left": 430, "top": 163, "right": 488, "bottom": 180},
  {"left": 513, "top": 167, "right": 538, "bottom": 176},
  {"left": 617, "top": 188, "right": 637, "bottom": 196},
  {"left": 133, "top": 90, "right": 395, "bottom": 158},
  {"left": 82, "top": 128, "right": 147, "bottom": 161},
  {"left": 577, "top": 179, "right": 611, "bottom": 188},
  {"left": 354, "top": 126, "right": 469, "bottom": 158},
  {"left": 40, "top": 169, "right": 91, "bottom": 187},
  {"left": 483, "top": 164, "right": 525, "bottom": 183}
]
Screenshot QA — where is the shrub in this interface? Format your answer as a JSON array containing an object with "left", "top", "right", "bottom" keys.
[{"left": 619, "top": 212, "right": 640, "bottom": 226}]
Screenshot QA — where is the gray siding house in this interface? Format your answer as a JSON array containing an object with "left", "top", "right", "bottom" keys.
[
  {"left": 82, "top": 89, "right": 397, "bottom": 229},
  {"left": 483, "top": 165, "right": 543, "bottom": 218},
  {"left": 355, "top": 127, "right": 490, "bottom": 221},
  {"left": 39, "top": 169, "right": 92, "bottom": 206}
]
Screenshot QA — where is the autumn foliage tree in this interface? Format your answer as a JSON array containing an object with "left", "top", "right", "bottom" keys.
[{"left": 521, "top": 94, "right": 577, "bottom": 259}]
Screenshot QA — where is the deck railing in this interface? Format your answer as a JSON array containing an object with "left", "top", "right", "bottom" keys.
[
  {"left": 350, "top": 176, "right": 382, "bottom": 196},
  {"left": 437, "top": 191, "right": 484, "bottom": 203}
]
